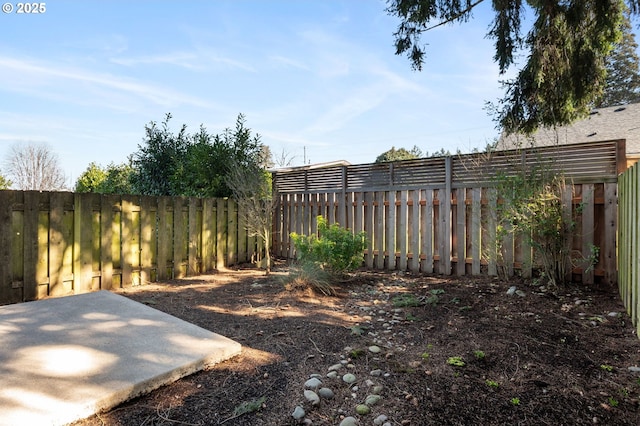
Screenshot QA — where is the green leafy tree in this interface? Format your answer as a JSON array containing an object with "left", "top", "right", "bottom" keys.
[
  {"left": 75, "top": 162, "right": 135, "bottom": 194},
  {"left": 387, "top": 0, "right": 638, "bottom": 134},
  {"left": 596, "top": 11, "right": 640, "bottom": 107},
  {"left": 75, "top": 162, "right": 107, "bottom": 193},
  {"left": 130, "top": 113, "right": 265, "bottom": 198},
  {"left": 0, "top": 171, "right": 12, "bottom": 189},
  {"left": 375, "top": 145, "right": 423, "bottom": 162},
  {"left": 130, "top": 113, "right": 189, "bottom": 196}
]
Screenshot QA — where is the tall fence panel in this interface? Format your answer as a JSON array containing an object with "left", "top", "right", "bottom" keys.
[
  {"left": 0, "top": 191, "right": 256, "bottom": 305},
  {"left": 273, "top": 140, "right": 624, "bottom": 284},
  {"left": 618, "top": 161, "right": 640, "bottom": 335}
]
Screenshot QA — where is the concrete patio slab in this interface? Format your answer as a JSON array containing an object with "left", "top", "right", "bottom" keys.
[{"left": 0, "top": 290, "right": 242, "bottom": 426}]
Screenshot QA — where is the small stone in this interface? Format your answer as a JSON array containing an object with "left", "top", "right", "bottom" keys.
[
  {"left": 327, "top": 371, "right": 338, "bottom": 379},
  {"left": 515, "top": 290, "right": 526, "bottom": 297},
  {"left": 365, "top": 379, "right": 375, "bottom": 387},
  {"left": 292, "top": 406, "right": 306, "bottom": 420},
  {"left": 506, "top": 286, "right": 517, "bottom": 296},
  {"left": 343, "top": 373, "right": 356, "bottom": 384},
  {"left": 628, "top": 366, "right": 640, "bottom": 373},
  {"left": 328, "top": 363, "right": 344, "bottom": 372},
  {"left": 352, "top": 385, "right": 359, "bottom": 392},
  {"left": 310, "top": 373, "right": 322, "bottom": 379},
  {"left": 369, "top": 345, "right": 382, "bottom": 354},
  {"left": 370, "top": 369, "right": 383, "bottom": 376},
  {"left": 304, "top": 377, "right": 323, "bottom": 389},
  {"left": 304, "top": 390, "right": 320, "bottom": 405},
  {"left": 608, "top": 312, "right": 620, "bottom": 317},
  {"left": 365, "top": 394, "right": 382, "bottom": 406},
  {"left": 318, "top": 387, "right": 334, "bottom": 399},
  {"left": 374, "top": 415, "right": 389, "bottom": 425},
  {"left": 355, "top": 404, "right": 371, "bottom": 415},
  {"left": 339, "top": 417, "right": 358, "bottom": 426}
]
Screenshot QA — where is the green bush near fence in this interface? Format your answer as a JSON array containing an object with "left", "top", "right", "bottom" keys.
[
  {"left": 285, "top": 216, "right": 367, "bottom": 294},
  {"left": 290, "top": 216, "right": 367, "bottom": 274}
]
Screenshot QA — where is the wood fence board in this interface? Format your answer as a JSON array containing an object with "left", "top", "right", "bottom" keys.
[
  {"left": 365, "top": 192, "right": 374, "bottom": 268},
  {"left": 188, "top": 198, "right": 199, "bottom": 276},
  {"left": 471, "top": 188, "right": 481, "bottom": 275},
  {"left": 456, "top": 189, "right": 466, "bottom": 275},
  {"left": 422, "top": 189, "right": 434, "bottom": 274},
  {"left": 582, "top": 184, "right": 595, "bottom": 284},
  {"left": 48, "top": 192, "right": 65, "bottom": 296},
  {"left": 227, "top": 199, "right": 237, "bottom": 267},
  {"left": 487, "top": 188, "right": 498, "bottom": 276},
  {"left": 0, "top": 192, "right": 16, "bottom": 303},
  {"left": 216, "top": 198, "right": 227, "bottom": 269},
  {"left": 410, "top": 190, "right": 420, "bottom": 273},
  {"left": 399, "top": 191, "right": 408, "bottom": 271},
  {"left": 386, "top": 191, "right": 396, "bottom": 270},
  {"left": 99, "top": 195, "right": 115, "bottom": 290},
  {"left": 603, "top": 183, "right": 617, "bottom": 286},
  {"left": 140, "top": 196, "right": 155, "bottom": 285},
  {"left": 23, "top": 191, "right": 39, "bottom": 301},
  {"left": 375, "top": 191, "right": 385, "bottom": 269},
  {"left": 173, "top": 197, "right": 187, "bottom": 278},
  {"left": 202, "top": 198, "right": 215, "bottom": 272}
]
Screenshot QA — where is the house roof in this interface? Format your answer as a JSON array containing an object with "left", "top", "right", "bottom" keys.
[{"left": 498, "top": 102, "right": 640, "bottom": 156}]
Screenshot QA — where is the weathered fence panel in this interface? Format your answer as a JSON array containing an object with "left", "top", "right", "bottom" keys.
[
  {"left": 618, "top": 161, "right": 640, "bottom": 335},
  {"left": 0, "top": 191, "right": 256, "bottom": 305},
  {"left": 273, "top": 140, "right": 624, "bottom": 284}
]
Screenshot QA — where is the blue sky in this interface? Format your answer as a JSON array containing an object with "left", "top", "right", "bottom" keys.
[{"left": 1, "top": 0, "right": 512, "bottom": 186}]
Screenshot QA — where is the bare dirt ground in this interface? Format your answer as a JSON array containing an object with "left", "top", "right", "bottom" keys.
[{"left": 71, "top": 263, "right": 640, "bottom": 426}]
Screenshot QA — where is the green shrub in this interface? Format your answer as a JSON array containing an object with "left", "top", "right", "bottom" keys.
[{"left": 290, "top": 216, "right": 367, "bottom": 274}]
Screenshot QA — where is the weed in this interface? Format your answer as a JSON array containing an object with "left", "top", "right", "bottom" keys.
[
  {"left": 450, "top": 297, "right": 461, "bottom": 304},
  {"left": 486, "top": 379, "right": 499, "bottom": 389},
  {"left": 405, "top": 313, "right": 419, "bottom": 321},
  {"left": 282, "top": 261, "right": 335, "bottom": 295},
  {"left": 350, "top": 325, "right": 365, "bottom": 336},
  {"left": 608, "top": 396, "right": 619, "bottom": 407},
  {"left": 392, "top": 294, "right": 422, "bottom": 307},
  {"left": 510, "top": 397, "right": 521, "bottom": 406},
  {"left": 600, "top": 364, "right": 614, "bottom": 372},
  {"left": 447, "top": 356, "right": 465, "bottom": 367},
  {"left": 221, "top": 396, "right": 266, "bottom": 423},
  {"left": 474, "top": 350, "right": 486, "bottom": 360},
  {"left": 350, "top": 348, "right": 366, "bottom": 359},
  {"left": 421, "top": 352, "right": 430, "bottom": 361},
  {"left": 425, "top": 289, "right": 445, "bottom": 305}
]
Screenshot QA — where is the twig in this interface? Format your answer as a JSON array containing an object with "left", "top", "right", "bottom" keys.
[
  {"left": 155, "top": 403, "right": 201, "bottom": 425},
  {"left": 309, "top": 337, "right": 329, "bottom": 356}
]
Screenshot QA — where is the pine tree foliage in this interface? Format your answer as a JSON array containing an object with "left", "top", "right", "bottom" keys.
[
  {"left": 387, "top": 0, "right": 640, "bottom": 134},
  {"left": 596, "top": 11, "right": 640, "bottom": 107}
]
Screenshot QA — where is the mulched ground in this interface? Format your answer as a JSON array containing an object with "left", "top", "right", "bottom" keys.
[{"left": 70, "top": 263, "right": 640, "bottom": 426}]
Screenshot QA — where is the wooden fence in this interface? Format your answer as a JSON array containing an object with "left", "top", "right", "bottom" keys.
[
  {"left": 618, "top": 160, "right": 640, "bottom": 335},
  {"left": 0, "top": 191, "right": 259, "bottom": 305},
  {"left": 273, "top": 140, "right": 625, "bottom": 284}
]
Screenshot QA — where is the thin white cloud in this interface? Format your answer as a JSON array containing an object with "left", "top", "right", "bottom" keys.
[
  {"left": 0, "top": 56, "right": 216, "bottom": 109},
  {"left": 269, "top": 55, "right": 310, "bottom": 71},
  {"left": 111, "top": 50, "right": 257, "bottom": 73}
]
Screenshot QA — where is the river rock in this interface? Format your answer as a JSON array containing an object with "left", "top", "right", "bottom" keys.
[
  {"left": 292, "top": 406, "right": 306, "bottom": 420},
  {"left": 343, "top": 373, "right": 356, "bottom": 384},
  {"left": 339, "top": 417, "right": 358, "bottom": 426},
  {"left": 304, "top": 390, "right": 320, "bottom": 405},
  {"left": 304, "top": 377, "right": 322, "bottom": 389},
  {"left": 318, "top": 387, "right": 334, "bottom": 399}
]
